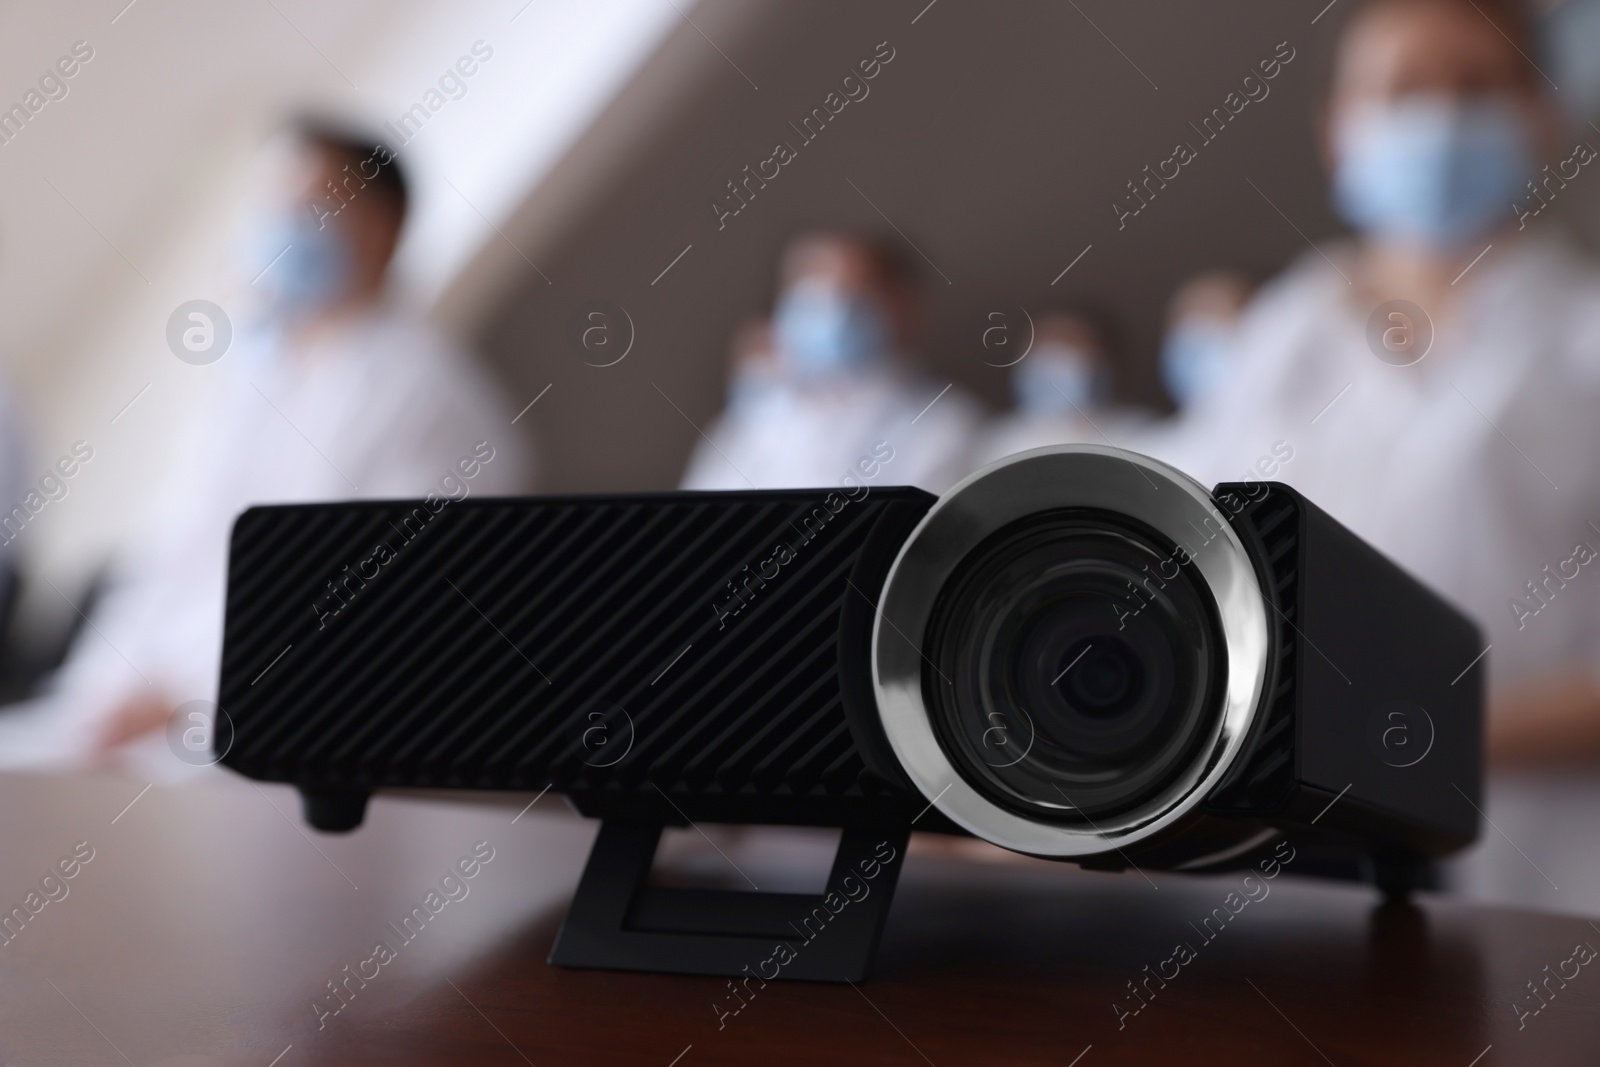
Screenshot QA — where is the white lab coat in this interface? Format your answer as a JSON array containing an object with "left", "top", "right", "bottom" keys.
[
  {"left": 680, "top": 368, "right": 981, "bottom": 495},
  {"left": 1141, "top": 234, "right": 1600, "bottom": 915},
  {"left": 7, "top": 306, "right": 530, "bottom": 769}
]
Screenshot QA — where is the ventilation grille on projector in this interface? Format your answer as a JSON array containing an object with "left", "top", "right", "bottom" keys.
[{"left": 218, "top": 490, "right": 930, "bottom": 811}]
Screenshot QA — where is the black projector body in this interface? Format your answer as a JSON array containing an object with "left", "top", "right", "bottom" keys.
[{"left": 217, "top": 446, "right": 1482, "bottom": 980}]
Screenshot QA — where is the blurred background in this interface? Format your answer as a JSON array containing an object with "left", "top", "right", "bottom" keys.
[
  {"left": 0, "top": 0, "right": 1351, "bottom": 660},
  {"left": 7, "top": 0, "right": 1598, "bottom": 642},
  {"left": 8, "top": 0, "right": 1600, "bottom": 911}
]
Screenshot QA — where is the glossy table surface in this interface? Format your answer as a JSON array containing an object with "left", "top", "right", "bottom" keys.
[{"left": 1, "top": 770, "right": 1597, "bottom": 1065}]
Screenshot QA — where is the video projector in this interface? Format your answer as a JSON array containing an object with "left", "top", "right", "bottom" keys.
[{"left": 216, "top": 445, "right": 1483, "bottom": 981}]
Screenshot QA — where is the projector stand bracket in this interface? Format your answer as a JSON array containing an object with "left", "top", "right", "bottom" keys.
[{"left": 549, "top": 820, "right": 910, "bottom": 983}]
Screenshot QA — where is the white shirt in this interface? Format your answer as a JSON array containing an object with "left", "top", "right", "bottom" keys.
[
  {"left": 680, "top": 368, "right": 981, "bottom": 495},
  {"left": 1140, "top": 235, "right": 1600, "bottom": 914},
  {"left": 41, "top": 306, "right": 531, "bottom": 760}
]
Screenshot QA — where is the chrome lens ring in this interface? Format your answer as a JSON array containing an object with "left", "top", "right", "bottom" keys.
[{"left": 871, "top": 445, "right": 1270, "bottom": 857}]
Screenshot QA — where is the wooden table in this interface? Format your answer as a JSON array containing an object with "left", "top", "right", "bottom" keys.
[{"left": 1, "top": 770, "right": 1596, "bottom": 1065}]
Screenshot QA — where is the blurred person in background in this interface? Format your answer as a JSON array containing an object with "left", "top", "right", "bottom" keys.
[
  {"left": 680, "top": 231, "right": 979, "bottom": 494},
  {"left": 1158, "top": 270, "right": 1257, "bottom": 414},
  {"left": 1158, "top": 0, "right": 1600, "bottom": 912},
  {"left": 972, "top": 309, "right": 1147, "bottom": 466},
  {"left": 0, "top": 118, "right": 529, "bottom": 769}
]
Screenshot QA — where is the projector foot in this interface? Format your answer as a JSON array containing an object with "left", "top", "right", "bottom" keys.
[
  {"left": 550, "top": 819, "right": 909, "bottom": 982},
  {"left": 1365, "top": 851, "right": 1437, "bottom": 903},
  {"left": 299, "top": 788, "right": 370, "bottom": 832}
]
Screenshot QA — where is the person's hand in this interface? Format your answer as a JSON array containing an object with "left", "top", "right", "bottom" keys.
[{"left": 91, "top": 690, "right": 173, "bottom": 755}]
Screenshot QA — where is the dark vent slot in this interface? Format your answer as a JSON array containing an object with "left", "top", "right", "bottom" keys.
[{"left": 1206, "top": 487, "right": 1299, "bottom": 812}]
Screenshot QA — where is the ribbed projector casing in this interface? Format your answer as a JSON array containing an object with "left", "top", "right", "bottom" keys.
[{"left": 219, "top": 487, "right": 939, "bottom": 830}]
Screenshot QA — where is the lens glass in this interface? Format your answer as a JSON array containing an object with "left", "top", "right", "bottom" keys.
[{"left": 923, "top": 508, "right": 1226, "bottom": 823}]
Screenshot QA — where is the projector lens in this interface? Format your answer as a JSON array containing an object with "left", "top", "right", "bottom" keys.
[{"left": 923, "top": 508, "right": 1227, "bottom": 823}]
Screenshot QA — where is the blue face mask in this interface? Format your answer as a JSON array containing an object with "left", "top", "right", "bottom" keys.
[
  {"left": 773, "top": 283, "right": 891, "bottom": 380},
  {"left": 243, "top": 210, "right": 352, "bottom": 319},
  {"left": 1332, "top": 96, "right": 1533, "bottom": 248},
  {"left": 1161, "top": 321, "right": 1235, "bottom": 408},
  {"left": 1013, "top": 346, "right": 1099, "bottom": 416}
]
